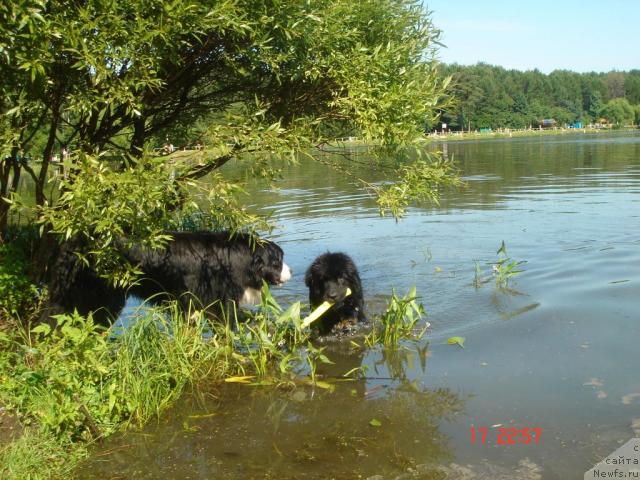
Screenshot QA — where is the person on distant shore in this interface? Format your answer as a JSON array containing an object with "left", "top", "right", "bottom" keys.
[{"left": 163, "top": 143, "right": 174, "bottom": 154}]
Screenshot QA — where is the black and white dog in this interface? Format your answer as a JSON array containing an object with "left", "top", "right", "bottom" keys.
[
  {"left": 305, "top": 252, "right": 365, "bottom": 334},
  {"left": 44, "top": 231, "right": 292, "bottom": 322}
]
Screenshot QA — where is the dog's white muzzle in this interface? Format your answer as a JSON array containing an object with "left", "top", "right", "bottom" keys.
[{"left": 279, "top": 263, "right": 292, "bottom": 284}]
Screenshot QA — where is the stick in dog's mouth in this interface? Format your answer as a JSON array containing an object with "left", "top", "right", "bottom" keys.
[{"left": 302, "top": 287, "right": 352, "bottom": 328}]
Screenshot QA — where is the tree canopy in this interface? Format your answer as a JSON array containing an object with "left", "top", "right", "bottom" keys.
[
  {"left": 439, "top": 63, "right": 640, "bottom": 130},
  {"left": 1, "top": 0, "right": 459, "bottom": 280}
]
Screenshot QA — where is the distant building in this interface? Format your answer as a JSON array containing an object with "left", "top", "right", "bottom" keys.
[{"left": 538, "top": 118, "right": 557, "bottom": 128}]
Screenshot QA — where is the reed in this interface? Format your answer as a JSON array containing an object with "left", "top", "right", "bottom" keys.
[{"left": 365, "top": 286, "right": 428, "bottom": 347}]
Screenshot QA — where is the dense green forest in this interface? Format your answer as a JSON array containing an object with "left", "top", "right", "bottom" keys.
[{"left": 438, "top": 64, "right": 640, "bottom": 131}]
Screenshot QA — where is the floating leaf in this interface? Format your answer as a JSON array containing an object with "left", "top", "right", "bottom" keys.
[
  {"left": 182, "top": 421, "right": 199, "bottom": 432},
  {"left": 249, "top": 379, "right": 276, "bottom": 387},
  {"left": 369, "top": 418, "right": 382, "bottom": 427},
  {"left": 188, "top": 412, "right": 218, "bottom": 419},
  {"left": 447, "top": 336, "right": 466, "bottom": 348},
  {"left": 224, "top": 375, "right": 255, "bottom": 383},
  {"left": 314, "top": 380, "right": 334, "bottom": 390},
  {"left": 622, "top": 393, "right": 640, "bottom": 405}
]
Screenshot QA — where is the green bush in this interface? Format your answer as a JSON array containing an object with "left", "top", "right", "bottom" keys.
[
  {"left": 0, "top": 243, "right": 40, "bottom": 319},
  {"left": 1, "top": 313, "right": 114, "bottom": 441},
  {"left": 0, "top": 288, "right": 312, "bottom": 443}
]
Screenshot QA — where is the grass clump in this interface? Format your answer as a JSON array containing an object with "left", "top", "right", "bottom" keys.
[
  {"left": 365, "top": 286, "right": 428, "bottom": 348},
  {"left": 0, "top": 428, "right": 86, "bottom": 480},
  {"left": 0, "top": 307, "right": 219, "bottom": 442}
]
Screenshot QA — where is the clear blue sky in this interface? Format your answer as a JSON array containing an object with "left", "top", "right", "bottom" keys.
[{"left": 425, "top": 0, "right": 639, "bottom": 73}]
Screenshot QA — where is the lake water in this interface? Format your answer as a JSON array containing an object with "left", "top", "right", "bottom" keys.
[{"left": 78, "top": 132, "right": 640, "bottom": 479}]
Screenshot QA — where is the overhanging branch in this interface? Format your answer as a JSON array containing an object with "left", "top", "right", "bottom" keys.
[{"left": 177, "top": 143, "right": 244, "bottom": 182}]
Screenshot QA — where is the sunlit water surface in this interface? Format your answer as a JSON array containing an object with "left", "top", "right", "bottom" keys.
[{"left": 78, "top": 132, "right": 640, "bottom": 479}]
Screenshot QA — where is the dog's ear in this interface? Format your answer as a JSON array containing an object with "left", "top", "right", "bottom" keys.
[{"left": 251, "top": 247, "right": 266, "bottom": 273}]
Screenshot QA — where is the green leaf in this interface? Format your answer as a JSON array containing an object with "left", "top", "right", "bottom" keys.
[
  {"left": 447, "top": 336, "right": 466, "bottom": 349},
  {"left": 31, "top": 324, "right": 51, "bottom": 336},
  {"left": 369, "top": 418, "right": 382, "bottom": 427}
]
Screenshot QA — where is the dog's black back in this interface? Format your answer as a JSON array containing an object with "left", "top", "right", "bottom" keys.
[
  {"left": 124, "top": 232, "right": 286, "bottom": 309},
  {"left": 44, "top": 231, "right": 289, "bottom": 323},
  {"left": 305, "top": 252, "right": 365, "bottom": 334}
]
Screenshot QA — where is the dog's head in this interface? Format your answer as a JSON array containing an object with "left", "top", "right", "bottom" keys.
[
  {"left": 305, "top": 252, "right": 358, "bottom": 304},
  {"left": 252, "top": 240, "right": 292, "bottom": 286}
]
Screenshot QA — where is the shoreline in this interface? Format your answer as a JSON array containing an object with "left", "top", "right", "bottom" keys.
[
  {"left": 426, "top": 126, "right": 638, "bottom": 142},
  {"left": 327, "top": 127, "right": 638, "bottom": 149}
]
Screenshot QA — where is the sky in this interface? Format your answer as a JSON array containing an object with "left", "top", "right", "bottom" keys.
[{"left": 425, "top": 0, "right": 639, "bottom": 73}]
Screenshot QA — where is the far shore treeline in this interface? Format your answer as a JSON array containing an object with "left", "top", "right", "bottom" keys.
[{"left": 438, "top": 63, "right": 640, "bottom": 131}]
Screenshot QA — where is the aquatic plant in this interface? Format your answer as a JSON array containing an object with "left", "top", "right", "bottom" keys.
[
  {"left": 304, "top": 343, "right": 334, "bottom": 385},
  {"left": 0, "top": 282, "right": 316, "bottom": 441},
  {"left": 493, "top": 241, "right": 526, "bottom": 289},
  {"left": 365, "top": 286, "right": 428, "bottom": 347},
  {"left": 0, "top": 306, "right": 222, "bottom": 442},
  {"left": 473, "top": 241, "right": 526, "bottom": 290},
  {"left": 473, "top": 260, "right": 485, "bottom": 288}
]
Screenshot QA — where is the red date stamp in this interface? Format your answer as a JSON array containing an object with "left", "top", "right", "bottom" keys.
[{"left": 470, "top": 425, "right": 542, "bottom": 445}]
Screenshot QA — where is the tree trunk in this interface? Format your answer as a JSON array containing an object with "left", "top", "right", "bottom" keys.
[
  {"left": 129, "top": 115, "right": 146, "bottom": 160},
  {"left": 0, "top": 157, "right": 10, "bottom": 241},
  {"left": 0, "top": 149, "right": 23, "bottom": 242},
  {"left": 29, "top": 112, "right": 60, "bottom": 280},
  {"left": 37, "top": 117, "right": 59, "bottom": 206}
]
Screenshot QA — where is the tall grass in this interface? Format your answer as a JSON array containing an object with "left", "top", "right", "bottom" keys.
[
  {"left": 108, "top": 303, "right": 221, "bottom": 425},
  {"left": 1, "top": 281, "right": 432, "bottom": 479},
  {"left": 0, "top": 282, "right": 318, "bottom": 442},
  {"left": 0, "top": 428, "right": 85, "bottom": 480}
]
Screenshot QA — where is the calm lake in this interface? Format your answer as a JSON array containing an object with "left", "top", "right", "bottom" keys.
[{"left": 78, "top": 132, "right": 640, "bottom": 479}]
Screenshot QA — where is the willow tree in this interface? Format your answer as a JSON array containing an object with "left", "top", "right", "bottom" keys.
[{"left": 1, "top": 0, "right": 457, "bottom": 281}]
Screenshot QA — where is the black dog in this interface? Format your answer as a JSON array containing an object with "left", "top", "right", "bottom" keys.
[
  {"left": 305, "top": 252, "right": 365, "bottom": 334},
  {"left": 44, "top": 231, "right": 292, "bottom": 322}
]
